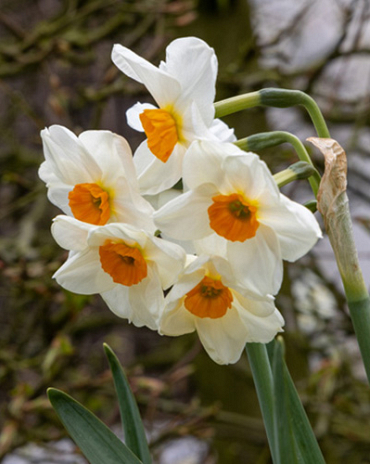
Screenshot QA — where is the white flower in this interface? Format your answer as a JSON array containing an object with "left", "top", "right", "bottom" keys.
[
  {"left": 40, "top": 125, "right": 155, "bottom": 232},
  {"left": 159, "top": 255, "right": 284, "bottom": 365},
  {"left": 51, "top": 216, "right": 186, "bottom": 330},
  {"left": 154, "top": 140, "right": 322, "bottom": 296},
  {"left": 111, "top": 37, "right": 235, "bottom": 195}
]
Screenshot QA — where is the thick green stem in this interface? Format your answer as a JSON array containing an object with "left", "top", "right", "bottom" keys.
[
  {"left": 308, "top": 137, "right": 370, "bottom": 383},
  {"left": 349, "top": 298, "right": 370, "bottom": 382},
  {"left": 245, "top": 343, "right": 278, "bottom": 463},
  {"left": 214, "top": 88, "right": 330, "bottom": 139},
  {"left": 236, "top": 131, "right": 321, "bottom": 196}
]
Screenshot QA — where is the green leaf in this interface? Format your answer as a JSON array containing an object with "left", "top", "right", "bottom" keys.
[
  {"left": 104, "top": 343, "right": 152, "bottom": 464},
  {"left": 283, "top": 365, "right": 326, "bottom": 464},
  {"left": 272, "top": 338, "right": 301, "bottom": 464},
  {"left": 272, "top": 338, "right": 326, "bottom": 464},
  {"left": 48, "top": 388, "right": 143, "bottom": 464}
]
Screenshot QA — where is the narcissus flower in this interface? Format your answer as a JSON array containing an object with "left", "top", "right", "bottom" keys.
[
  {"left": 112, "top": 37, "right": 235, "bottom": 195},
  {"left": 160, "top": 255, "right": 284, "bottom": 364},
  {"left": 154, "top": 141, "right": 322, "bottom": 296},
  {"left": 51, "top": 216, "right": 186, "bottom": 330},
  {"left": 40, "top": 125, "right": 155, "bottom": 232}
]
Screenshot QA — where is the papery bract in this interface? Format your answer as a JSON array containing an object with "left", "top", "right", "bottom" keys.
[
  {"left": 40, "top": 125, "right": 155, "bottom": 232},
  {"left": 51, "top": 216, "right": 186, "bottom": 330},
  {"left": 160, "top": 255, "right": 284, "bottom": 364},
  {"left": 111, "top": 37, "right": 235, "bottom": 195},
  {"left": 154, "top": 140, "right": 322, "bottom": 295}
]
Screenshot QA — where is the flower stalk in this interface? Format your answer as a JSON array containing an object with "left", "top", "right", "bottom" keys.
[
  {"left": 245, "top": 343, "right": 278, "bottom": 463},
  {"left": 235, "top": 131, "right": 321, "bottom": 195},
  {"left": 273, "top": 161, "right": 317, "bottom": 188},
  {"left": 215, "top": 88, "right": 330, "bottom": 139}
]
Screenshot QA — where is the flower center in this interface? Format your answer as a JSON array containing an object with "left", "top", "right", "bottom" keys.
[
  {"left": 99, "top": 241, "right": 147, "bottom": 286},
  {"left": 208, "top": 193, "right": 259, "bottom": 242},
  {"left": 184, "top": 276, "right": 233, "bottom": 319},
  {"left": 139, "top": 109, "right": 179, "bottom": 163},
  {"left": 68, "top": 183, "right": 110, "bottom": 225}
]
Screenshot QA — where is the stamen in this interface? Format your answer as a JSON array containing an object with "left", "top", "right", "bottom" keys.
[
  {"left": 140, "top": 109, "right": 179, "bottom": 163},
  {"left": 99, "top": 241, "right": 147, "bottom": 286},
  {"left": 69, "top": 183, "right": 110, "bottom": 225},
  {"left": 184, "top": 276, "right": 233, "bottom": 319},
  {"left": 208, "top": 193, "right": 259, "bottom": 242}
]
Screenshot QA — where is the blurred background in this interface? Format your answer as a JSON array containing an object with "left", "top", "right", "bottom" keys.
[{"left": 1, "top": 0, "right": 370, "bottom": 462}]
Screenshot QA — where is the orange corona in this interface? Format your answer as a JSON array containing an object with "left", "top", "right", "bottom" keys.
[
  {"left": 184, "top": 276, "right": 233, "bottom": 319},
  {"left": 99, "top": 241, "right": 147, "bottom": 286},
  {"left": 208, "top": 193, "right": 259, "bottom": 242},
  {"left": 140, "top": 109, "right": 179, "bottom": 163},
  {"left": 68, "top": 183, "right": 110, "bottom": 225}
]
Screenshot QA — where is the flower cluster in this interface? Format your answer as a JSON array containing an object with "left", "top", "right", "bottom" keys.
[{"left": 40, "top": 38, "right": 321, "bottom": 364}]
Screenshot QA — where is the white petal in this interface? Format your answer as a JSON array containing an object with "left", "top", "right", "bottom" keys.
[
  {"left": 41, "top": 126, "right": 102, "bottom": 185},
  {"left": 195, "top": 308, "right": 249, "bottom": 364},
  {"left": 112, "top": 177, "right": 156, "bottom": 232},
  {"left": 160, "top": 37, "right": 218, "bottom": 125},
  {"left": 209, "top": 118, "right": 236, "bottom": 143},
  {"left": 159, "top": 300, "right": 196, "bottom": 336},
  {"left": 133, "top": 141, "right": 185, "bottom": 195},
  {"left": 47, "top": 185, "right": 73, "bottom": 215},
  {"left": 126, "top": 102, "right": 157, "bottom": 132},
  {"left": 222, "top": 152, "right": 280, "bottom": 201},
  {"left": 233, "top": 291, "right": 276, "bottom": 317},
  {"left": 165, "top": 264, "right": 205, "bottom": 305},
  {"left": 227, "top": 224, "right": 283, "bottom": 295},
  {"left": 111, "top": 44, "right": 181, "bottom": 108},
  {"left": 113, "top": 200, "right": 155, "bottom": 234},
  {"left": 102, "top": 266, "right": 162, "bottom": 331},
  {"left": 78, "top": 131, "right": 137, "bottom": 188},
  {"left": 100, "top": 285, "right": 131, "bottom": 319},
  {"left": 182, "top": 140, "right": 229, "bottom": 190},
  {"left": 144, "top": 188, "right": 183, "bottom": 210},
  {"left": 127, "top": 265, "right": 164, "bottom": 330},
  {"left": 144, "top": 237, "right": 186, "bottom": 289},
  {"left": 53, "top": 248, "right": 115, "bottom": 294},
  {"left": 39, "top": 161, "right": 72, "bottom": 213},
  {"left": 235, "top": 301, "right": 285, "bottom": 344},
  {"left": 193, "top": 234, "right": 228, "bottom": 258},
  {"left": 259, "top": 194, "right": 322, "bottom": 262},
  {"left": 179, "top": 101, "right": 213, "bottom": 141},
  {"left": 154, "top": 186, "right": 215, "bottom": 240},
  {"left": 87, "top": 222, "right": 148, "bottom": 249},
  {"left": 51, "top": 215, "right": 93, "bottom": 251}
]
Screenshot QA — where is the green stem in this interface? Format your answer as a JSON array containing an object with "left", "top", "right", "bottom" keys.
[
  {"left": 214, "top": 88, "right": 330, "bottom": 139},
  {"left": 348, "top": 298, "right": 370, "bottom": 383},
  {"left": 214, "top": 91, "right": 260, "bottom": 118},
  {"left": 245, "top": 343, "right": 278, "bottom": 463},
  {"left": 236, "top": 131, "right": 321, "bottom": 196},
  {"left": 273, "top": 162, "right": 316, "bottom": 189}
]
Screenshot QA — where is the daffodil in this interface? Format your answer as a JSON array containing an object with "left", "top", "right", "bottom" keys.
[
  {"left": 111, "top": 37, "right": 235, "bottom": 195},
  {"left": 51, "top": 216, "right": 186, "bottom": 329},
  {"left": 154, "top": 140, "right": 322, "bottom": 296},
  {"left": 40, "top": 125, "right": 155, "bottom": 232},
  {"left": 160, "top": 255, "right": 284, "bottom": 364}
]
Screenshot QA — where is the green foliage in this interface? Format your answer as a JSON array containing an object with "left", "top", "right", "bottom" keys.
[
  {"left": 103, "top": 344, "right": 152, "bottom": 464},
  {"left": 48, "top": 344, "right": 153, "bottom": 463},
  {"left": 48, "top": 388, "right": 144, "bottom": 464}
]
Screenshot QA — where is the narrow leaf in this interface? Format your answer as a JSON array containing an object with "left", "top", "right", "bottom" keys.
[
  {"left": 272, "top": 338, "right": 301, "bottom": 464},
  {"left": 104, "top": 343, "right": 152, "bottom": 464},
  {"left": 283, "top": 366, "right": 326, "bottom": 464},
  {"left": 48, "top": 388, "right": 143, "bottom": 464}
]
